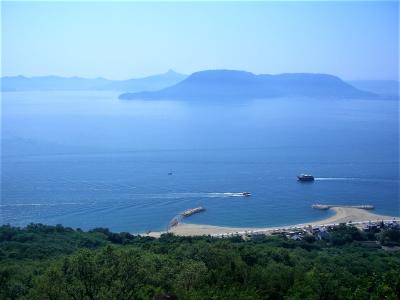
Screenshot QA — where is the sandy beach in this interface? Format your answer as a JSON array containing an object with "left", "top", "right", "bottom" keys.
[{"left": 148, "top": 207, "right": 399, "bottom": 237}]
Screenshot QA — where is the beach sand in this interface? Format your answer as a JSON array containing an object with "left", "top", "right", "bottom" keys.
[{"left": 147, "top": 207, "right": 399, "bottom": 237}]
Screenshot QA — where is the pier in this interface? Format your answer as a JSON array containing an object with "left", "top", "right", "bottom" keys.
[
  {"left": 167, "top": 207, "right": 206, "bottom": 231},
  {"left": 181, "top": 207, "right": 206, "bottom": 217},
  {"left": 312, "top": 204, "right": 374, "bottom": 210}
]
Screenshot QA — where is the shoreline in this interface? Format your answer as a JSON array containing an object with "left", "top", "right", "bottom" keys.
[{"left": 146, "top": 207, "right": 399, "bottom": 237}]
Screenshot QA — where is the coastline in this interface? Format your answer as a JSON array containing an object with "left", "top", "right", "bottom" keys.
[{"left": 147, "top": 207, "right": 399, "bottom": 237}]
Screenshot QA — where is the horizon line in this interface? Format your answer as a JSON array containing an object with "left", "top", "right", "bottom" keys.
[{"left": 1, "top": 70, "right": 398, "bottom": 82}]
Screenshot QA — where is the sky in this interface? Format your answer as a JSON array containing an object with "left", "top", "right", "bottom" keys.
[{"left": 1, "top": 1, "right": 398, "bottom": 80}]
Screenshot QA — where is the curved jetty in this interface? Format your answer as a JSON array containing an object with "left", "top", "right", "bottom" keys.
[
  {"left": 168, "top": 218, "right": 179, "bottom": 228},
  {"left": 312, "top": 204, "right": 374, "bottom": 210},
  {"left": 167, "top": 207, "right": 206, "bottom": 231},
  {"left": 181, "top": 207, "right": 206, "bottom": 217}
]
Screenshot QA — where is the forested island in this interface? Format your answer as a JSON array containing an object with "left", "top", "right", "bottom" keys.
[{"left": 1, "top": 223, "right": 399, "bottom": 299}]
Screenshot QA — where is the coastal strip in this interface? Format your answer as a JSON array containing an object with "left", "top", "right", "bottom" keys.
[
  {"left": 312, "top": 204, "right": 374, "bottom": 210},
  {"left": 146, "top": 206, "right": 399, "bottom": 237}
]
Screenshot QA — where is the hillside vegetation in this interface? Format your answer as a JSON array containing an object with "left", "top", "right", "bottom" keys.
[{"left": 1, "top": 224, "right": 399, "bottom": 299}]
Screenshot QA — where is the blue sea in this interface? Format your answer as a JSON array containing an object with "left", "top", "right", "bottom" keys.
[{"left": 1, "top": 91, "right": 399, "bottom": 232}]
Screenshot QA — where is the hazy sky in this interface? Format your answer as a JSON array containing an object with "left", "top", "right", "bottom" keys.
[{"left": 1, "top": 1, "right": 398, "bottom": 80}]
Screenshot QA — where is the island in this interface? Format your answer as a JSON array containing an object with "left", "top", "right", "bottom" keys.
[
  {"left": 119, "top": 70, "right": 376, "bottom": 100},
  {"left": 1, "top": 70, "right": 187, "bottom": 92}
]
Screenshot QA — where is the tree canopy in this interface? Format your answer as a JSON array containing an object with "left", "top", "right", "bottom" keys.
[{"left": 1, "top": 224, "right": 399, "bottom": 299}]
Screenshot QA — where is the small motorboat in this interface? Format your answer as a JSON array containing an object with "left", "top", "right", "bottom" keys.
[
  {"left": 297, "top": 174, "right": 315, "bottom": 182},
  {"left": 241, "top": 192, "right": 251, "bottom": 196}
]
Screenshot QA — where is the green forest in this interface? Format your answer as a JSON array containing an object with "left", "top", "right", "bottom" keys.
[{"left": 1, "top": 223, "right": 399, "bottom": 300}]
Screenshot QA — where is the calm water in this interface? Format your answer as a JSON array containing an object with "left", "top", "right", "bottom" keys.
[{"left": 1, "top": 91, "right": 399, "bottom": 232}]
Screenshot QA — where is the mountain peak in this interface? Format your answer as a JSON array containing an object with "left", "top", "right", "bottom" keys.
[{"left": 166, "top": 69, "right": 177, "bottom": 74}]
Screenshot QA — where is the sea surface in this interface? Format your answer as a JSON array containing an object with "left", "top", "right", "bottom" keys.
[{"left": 1, "top": 91, "right": 399, "bottom": 232}]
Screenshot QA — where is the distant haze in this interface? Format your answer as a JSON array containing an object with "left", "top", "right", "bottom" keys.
[
  {"left": 2, "top": 1, "right": 398, "bottom": 80},
  {"left": 1, "top": 70, "right": 187, "bottom": 92}
]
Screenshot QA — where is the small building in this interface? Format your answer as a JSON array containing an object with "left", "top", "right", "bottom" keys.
[
  {"left": 317, "top": 229, "right": 329, "bottom": 240},
  {"left": 290, "top": 233, "right": 302, "bottom": 241}
]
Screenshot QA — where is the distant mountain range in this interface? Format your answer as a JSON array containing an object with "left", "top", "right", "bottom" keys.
[
  {"left": 1, "top": 70, "right": 187, "bottom": 92},
  {"left": 119, "top": 70, "right": 377, "bottom": 100},
  {"left": 3, "top": 69, "right": 396, "bottom": 100}
]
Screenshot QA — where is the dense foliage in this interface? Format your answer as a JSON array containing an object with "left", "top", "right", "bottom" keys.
[{"left": 1, "top": 224, "right": 399, "bottom": 300}]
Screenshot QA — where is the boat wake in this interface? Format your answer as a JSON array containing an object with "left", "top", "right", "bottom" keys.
[
  {"left": 208, "top": 192, "right": 248, "bottom": 197},
  {"left": 315, "top": 177, "right": 360, "bottom": 181},
  {"left": 315, "top": 177, "right": 398, "bottom": 182},
  {"left": 0, "top": 202, "right": 80, "bottom": 207},
  {"left": 142, "top": 192, "right": 249, "bottom": 199}
]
